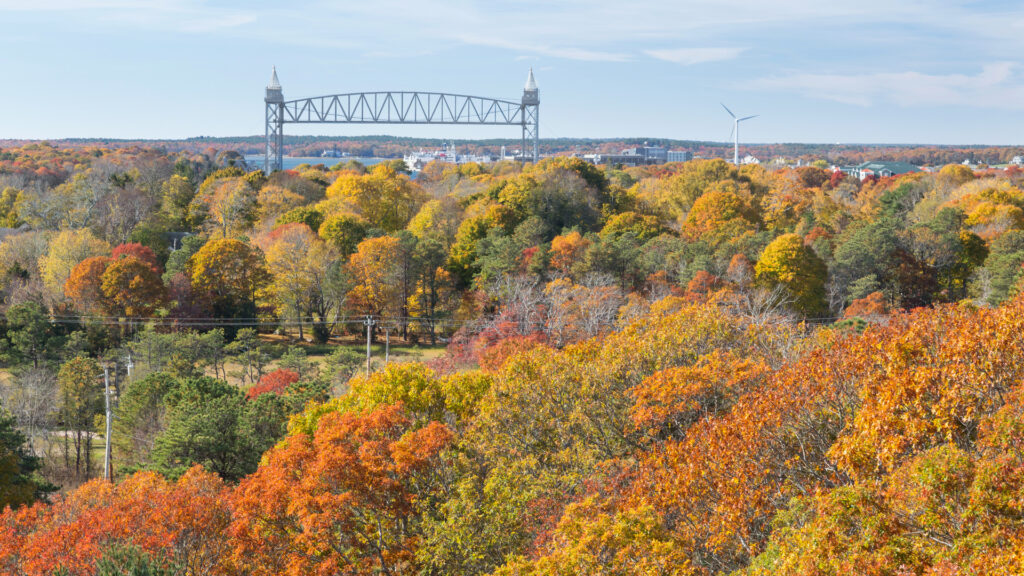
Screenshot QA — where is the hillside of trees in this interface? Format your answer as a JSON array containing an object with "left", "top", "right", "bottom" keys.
[{"left": 1, "top": 142, "right": 1024, "bottom": 573}]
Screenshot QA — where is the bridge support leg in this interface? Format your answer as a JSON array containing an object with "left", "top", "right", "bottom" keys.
[
  {"left": 521, "top": 102, "right": 539, "bottom": 163},
  {"left": 521, "top": 127, "right": 526, "bottom": 163},
  {"left": 265, "top": 102, "right": 284, "bottom": 172},
  {"left": 532, "top": 104, "right": 539, "bottom": 163}
]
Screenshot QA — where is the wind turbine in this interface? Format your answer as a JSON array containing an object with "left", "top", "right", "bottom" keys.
[{"left": 722, "top": 103, "right": 758, "bottom": 165}]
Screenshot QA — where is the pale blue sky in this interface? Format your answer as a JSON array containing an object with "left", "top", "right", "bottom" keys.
[{"left": 2, "top": 0, "right": 1024, "bottom": 144}]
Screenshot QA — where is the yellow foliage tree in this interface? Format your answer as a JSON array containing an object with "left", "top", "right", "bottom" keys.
[
  {"left": 324, "top": 164, "right": 427, "bottom": 231},
  {"left": 754, "top": 233, "right": 827, "bottom": 316},
  {"left": 682, "top": 185, "right": 759, "bottom": 246},
  {"left": 38, "top": 229, "right": 110, "bottom": 301},
  {"left": 346, "top": 235, "right": 403, "bottom": 319}
]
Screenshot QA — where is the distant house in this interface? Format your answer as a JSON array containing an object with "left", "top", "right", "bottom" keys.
[
  {"left": 850, "top": 161, "right": 921, "bottom": 181},
  {"left": 165, "top": 231, "right": 193, "bottom": 251}
]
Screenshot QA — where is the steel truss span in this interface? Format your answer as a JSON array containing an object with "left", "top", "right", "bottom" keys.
[
  {"left": 263, "top": 68, "right": 540, "bottom": 172},
  {"left": 283, "top": 92, "right": 526, "bottom": 125}
]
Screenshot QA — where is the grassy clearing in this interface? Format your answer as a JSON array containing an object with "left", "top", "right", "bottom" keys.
[{"left": 208, "top": 336, "right": 448, "bottom": 388}]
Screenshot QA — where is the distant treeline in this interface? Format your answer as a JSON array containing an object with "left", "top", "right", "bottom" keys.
[{"left": 3, "top": 136, "right": 1024, "bottom": 167}]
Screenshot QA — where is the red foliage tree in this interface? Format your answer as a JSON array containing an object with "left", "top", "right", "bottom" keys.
[
  {"left": 111, "top": 242, "right": 161, "bottom": 274},
  {"left": 829, "top": 168, "right": 845, "bottom": 187},
  {"left": 245, "top": 368, "right": 300, "bottom": 400},
  {"left": 684, "top": 270, "right": 723, "bottom": 302},
  {"left": 263, "top": 221, "right": 313, "bottom": 244}
]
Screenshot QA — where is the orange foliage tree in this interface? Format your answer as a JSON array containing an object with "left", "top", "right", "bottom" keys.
[
  {"left": 229, "top": 404, "right": 454, "bottom": 576},
  {"left": 0, "top": 467, "right": 231, "bottom": 576},
  {"left": 548, "top": 231, "right": 591, "bottom": 280},
  {"left": 64, "top": 256, "right": 113, "bottom": 313},
  {"left": 844, "top": 290, "right": 888, "bottom": 320},
  {"left": 100, "top": 256, "right": 167, "bottom": 318}
]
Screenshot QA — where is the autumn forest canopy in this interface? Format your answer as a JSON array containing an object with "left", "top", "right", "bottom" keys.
[{"left": 1, "top": 142, "right": 1024, "bottom": 574}]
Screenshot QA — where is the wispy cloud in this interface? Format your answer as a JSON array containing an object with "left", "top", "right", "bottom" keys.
[
  {"left": 752, "top": 62, "right": 1024, "bottom": 109},
  {"left": 0, "top": 0, "right": 959, "bottom": 56},
  {"left": 175, "top": 13, "right": 257, "bottom": 33},
  {"left": 0, "top": 0, "right": 177, "bottom": 10},
  {"left": 454, "top": 34, "right": 630, "bottom": 62},
  {"left": 6, "top": 0, "right": 1024, "bottom": 77},
  {"left": 645, "top": 47, "right": 745, "bottom": 65},
  {"left": 0, "top": 0, "right": 255, "bottom": 34}
]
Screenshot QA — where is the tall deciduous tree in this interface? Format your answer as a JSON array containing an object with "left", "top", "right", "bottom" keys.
[
  {"left": 160, "top": 173, "right": 196, "bottom": 228},
  {"left": 189, "top": 177, "right": 259, "bottom": 236},
  {"left": 347, "top": 235, "right": 403, "bottom": 325},
  {"left": 256, "top": 184, "right": 305, "bottom": 226},
  {"left": 37, "top": 229, "right": 110, "bottom": 302},
  {"left": 683, "top": 186, "right": 758, "bottom": 246},
  {"left": 261, "top": 223, "right": 348, "bottom": 343},
  {"left": 57, "top": 356, "right": 103, "bottom": 481},
  {"left": 407, "top": 205, "right": 460, "bottom": 340},
  {"left": 188, "top": 238, "right": 271, "bottom": 324}
]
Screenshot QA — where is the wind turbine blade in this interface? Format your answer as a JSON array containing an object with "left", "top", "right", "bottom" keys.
[
  {"left": 729, "top": 123, "right": 735, "bottom": 141},
  {"left": 739, "top": 115, "right": 759, "bottom": 122},
  {"left": 721, "top": 103, "right": 736, "bottom": 118}
]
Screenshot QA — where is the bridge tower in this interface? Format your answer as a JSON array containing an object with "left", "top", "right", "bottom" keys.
[
  {"left": 264, "top": 67, "right": 284, "bottom": 172},
  {"left": 521, "top": 68, "right": 539, "bottom": 162}
]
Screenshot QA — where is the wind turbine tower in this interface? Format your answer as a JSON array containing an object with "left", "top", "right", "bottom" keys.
[{"left": 722, "top": 104, "right": 758, "bottom": 165}]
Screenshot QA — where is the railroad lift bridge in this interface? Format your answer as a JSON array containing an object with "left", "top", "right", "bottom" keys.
[{"left": 263, "top": 67, "right": 540, "bottom": 172}]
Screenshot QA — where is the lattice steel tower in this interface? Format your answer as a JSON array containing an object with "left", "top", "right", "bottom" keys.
[
  {"left": 264, "top": 66, "right": 284, "bottom": 172},
  {"left": 521, "top": 68, "right": 540, "bottom": 163}
]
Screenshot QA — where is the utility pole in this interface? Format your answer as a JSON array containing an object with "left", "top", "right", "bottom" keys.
[
  {"left": 363, "top": 315, "right": 376, "bottom": 376},
  {"left": 384, "top": 325, "right": 390, "bottom": 365},
  {"left": 102, "top": 364, "right": 113, "bottom": 482}
]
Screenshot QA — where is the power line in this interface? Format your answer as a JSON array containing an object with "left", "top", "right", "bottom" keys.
[{"left": 37, "top": 311, "right": 844, "bottom": 330}]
